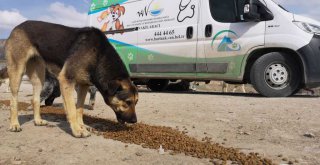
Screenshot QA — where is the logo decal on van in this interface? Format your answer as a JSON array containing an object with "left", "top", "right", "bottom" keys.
[
  {"left": 177, "top": 0, "right": 195, "bottom": 22},
  {"left": 137, "top": 0, "right": 163, "bottom": 17},
  {"left": 211, "top": 30, "right": 241, "bottom": 52},
  {"left": 97, "top": 4, "right": 126, "bottom": 32}
]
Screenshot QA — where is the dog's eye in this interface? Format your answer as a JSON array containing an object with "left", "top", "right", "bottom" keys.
[{"left": 125, "top": 101, "right": 132, "bottom": 106}]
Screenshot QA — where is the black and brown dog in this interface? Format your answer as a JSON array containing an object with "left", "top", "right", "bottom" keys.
[{"left": 5, "top": 20, "right": 138, "bottom": 137}]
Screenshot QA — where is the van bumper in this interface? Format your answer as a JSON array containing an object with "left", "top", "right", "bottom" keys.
[{"left": 298, "top": 35, "right": 320, "bottom": 88}]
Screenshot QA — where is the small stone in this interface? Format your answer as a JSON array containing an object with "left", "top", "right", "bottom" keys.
[
  {"left": 277, "top": 154, "right": 283, "bottom": 157},
  {"left": 169, "top": 152, "right": 176, "bottom": 155},
  {"left": 282, "top": 158, "right": 288, "bottom": 161},
  {"left": 159, "top": 145, "right": 165, "bottom": 155},
  {"left": 122, "top": 157, "right": 130, "bottom": 161},
  {"left": 135, "top": 152, "right": 143, "bottom": 156},
  {"left": 125, "top": 145, "right": 128, "bottom": 148},
  {"left": 11, "top": 157, "right": 22, "bottom": 165},
  {"left": 288, "top": 161, "right": 294, "bottom": 164},
  {"left": 303, "top": 132, "right": 315, "bottom": 138},
  {"left": 38, "top": 148, "right": 43, "bottom": 152}
]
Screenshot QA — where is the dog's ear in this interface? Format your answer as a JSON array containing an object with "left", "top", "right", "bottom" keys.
[
  {"left": 107, "top": 80, "right": 121, "bottom": 96},
  {"left": 119, "top": 6, "right": 125, "bottom": 15}
]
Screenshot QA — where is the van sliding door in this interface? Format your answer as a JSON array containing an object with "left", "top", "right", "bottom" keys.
[{"left": 132, "top": 0, "right": 200, "bottom": 78}]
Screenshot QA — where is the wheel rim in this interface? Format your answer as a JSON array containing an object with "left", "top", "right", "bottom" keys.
[{"left": 265, "top": 63, "right": 289, "bottom": 89}]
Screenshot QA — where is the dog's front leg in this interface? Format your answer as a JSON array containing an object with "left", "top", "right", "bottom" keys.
[
  {"left": 58, "top": 73, "right": 90, "bottom": 138},
  {"left": 76, "top": 84, "right": 89, "bottom": 128}
]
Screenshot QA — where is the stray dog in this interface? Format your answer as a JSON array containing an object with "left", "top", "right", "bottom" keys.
[
  {"left": 0, "top": 67, "right": 10, "bottom": 92},
  {"left": 40, "top": 71, "right": 98, "bottom": 110},
  {"left": 97, "top": 4, "right": 125, "bottom": 31},
  {"left": 5, "top": 21, "right": 138, "bottom": 138},
  {"left": 221, "top": 82, "right": 246, "bottom": 93}
]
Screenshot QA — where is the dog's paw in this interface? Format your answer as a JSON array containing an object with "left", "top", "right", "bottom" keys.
[
  {"left": 34, "top": 119, "right": 48, "bottom": 126},
  {"left": 73, "top": 128, "right": 91, "bottom": 138},
  {"left": 9, "top": 124, "right": 22, "bottom": 132}
]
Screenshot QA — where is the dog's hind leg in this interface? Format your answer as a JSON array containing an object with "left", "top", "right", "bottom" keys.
[
  {"left": 26, "top": 57, "right": 48, "bottom": 126},
  {"left": 58, "top": 68, "right": 90, "bottom": 138},
  {"left": 5, "top": 40, "right": 29, "bottom": 131},
  {"left": 76, "top": 84, "right": 89, "bottom": 127},
  {"left": 7, "top": 64, "right": 24, "bottom": 132},
  {"left": 6, "top": 60, "right": 26, "bottom": 131}
]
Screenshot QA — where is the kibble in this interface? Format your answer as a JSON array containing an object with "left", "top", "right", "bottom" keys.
[{"left": 0, "top": 100, "right": 273, "bottom": 164}]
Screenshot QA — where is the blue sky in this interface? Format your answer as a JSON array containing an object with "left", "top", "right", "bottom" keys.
[{"left": 0, "top": 0, "right": 319, "bottom": 39}]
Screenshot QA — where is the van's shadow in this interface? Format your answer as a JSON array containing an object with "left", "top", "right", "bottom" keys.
[
  {"left": 18, "top": 104, "right": 131, "bottom": 136},
  {"left": 138, "top": 90, "right": 319, "bottom": 98}
]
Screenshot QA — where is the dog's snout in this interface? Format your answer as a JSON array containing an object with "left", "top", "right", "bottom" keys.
[
  {"left": 128, "top": 114, "right": 137, "bottom": 123},
  {"left": 116, "top": 111, "right": 137, "bottom": 124}
]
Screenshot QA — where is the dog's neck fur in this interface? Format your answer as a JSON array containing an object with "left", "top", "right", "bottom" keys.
[{"left": 90, "top": 33, "right": 129, "bottom": 100}]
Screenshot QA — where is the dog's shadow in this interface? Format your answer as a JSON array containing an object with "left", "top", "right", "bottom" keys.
[{"left": 18, "top": 104, "right": 130, "bottom": 136}]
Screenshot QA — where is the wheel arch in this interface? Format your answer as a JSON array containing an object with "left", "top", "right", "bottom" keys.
[{"left": 243, "top": 48, "right": 305, "bottom": 86}]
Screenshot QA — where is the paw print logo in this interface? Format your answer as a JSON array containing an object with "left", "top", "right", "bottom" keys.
[
  {"left": 103, "top": 0, "right": 109, "bottom": 6},
  {"left": 90, "top": 3, "right": 96, "bottom": 10},
  {"left": 128, "top": 52, "right": 134, "bottom": 61},
  {"left": 148, "top": 54, "right": 154, "bottom": 61}
]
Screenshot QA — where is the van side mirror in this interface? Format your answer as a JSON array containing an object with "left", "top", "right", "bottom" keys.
[
  {"left": 243, "top": 0, "right": 274, "bottom": 22},
  {"left": 243, "top": 0, "right": 261, "bottom": 21}
]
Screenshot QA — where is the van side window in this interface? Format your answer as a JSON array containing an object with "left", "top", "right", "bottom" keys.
[{"left": 209, "top": 0, "right": 246, "bottom": 23}]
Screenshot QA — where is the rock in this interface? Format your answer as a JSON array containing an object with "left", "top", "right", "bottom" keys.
[
  {"left": 304, "top": 132, "right": 315, "bottom": 138},
  {"left": 11, "top": 157, "right": 22, "bottom": 165},
  {"left": 159, "top": 145, "right": 165, "bottom": 155},
  {"left": 135, "top": 152, "right": 143, "bottom": 156},
  {"left": 238, "top": 131, "right": 251, "bottom": 135},
  {"left": 215, "top": 118, "right": 230, "bottom": 123}
]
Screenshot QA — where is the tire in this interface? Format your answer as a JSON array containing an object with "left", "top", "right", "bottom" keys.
[
  {"left": 250, "top": 52, "right": 301, "bottom": 97},
  {"left": 146, "top": 79, "right": 169, "bottom": 91}
]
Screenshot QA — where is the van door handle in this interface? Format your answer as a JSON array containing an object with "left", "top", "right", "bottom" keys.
[
  {"left": 205, "top": 24, "right": 212, "bottom": 37},
  {"left": 186, "top": 26, "right": 193, "bottom": 39}
]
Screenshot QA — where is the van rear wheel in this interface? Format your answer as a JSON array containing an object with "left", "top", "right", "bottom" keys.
[
  {"left": 147, "top": 79, "right": 169, "bottom": 91},
  {"left": 250, "top": 52, "right": 301, "bottom": 97}
]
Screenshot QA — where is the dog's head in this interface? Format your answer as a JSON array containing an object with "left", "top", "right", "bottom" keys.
[
  {"left": 103, "top": 79, "right": 138, "bottom": 124},
  {"left": 110, "top": 4, "right": 125, "bottom": 21}
]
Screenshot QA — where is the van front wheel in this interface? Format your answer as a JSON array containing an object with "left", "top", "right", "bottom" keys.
[{"left": 250, "top": 52, "right": 301, "bottom": 97}]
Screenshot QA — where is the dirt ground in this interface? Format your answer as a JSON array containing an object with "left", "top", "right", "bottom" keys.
[{"left": 0, "top": 81, "right": 320, "bottom": 165}]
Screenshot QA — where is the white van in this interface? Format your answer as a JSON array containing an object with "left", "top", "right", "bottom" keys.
[{"left": 88, "top": 0, "right": 320, "bottom": 97}]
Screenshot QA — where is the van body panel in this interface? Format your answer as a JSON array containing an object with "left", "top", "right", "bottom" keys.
[{"left": 263, "top": 0, "right": 313, "bottom": 50}]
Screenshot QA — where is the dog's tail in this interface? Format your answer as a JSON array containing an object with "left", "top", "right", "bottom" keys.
[{"left": 0, "top": 66, "right": 8, "bottom": 80}]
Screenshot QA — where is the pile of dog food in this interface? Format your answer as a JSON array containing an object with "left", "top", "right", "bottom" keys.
[{"left": 0, "top": 100, "right": 274, "bottom": 164}]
